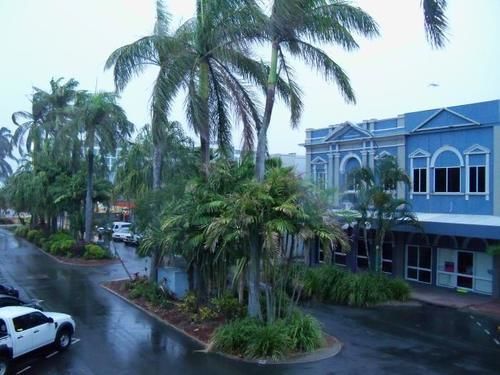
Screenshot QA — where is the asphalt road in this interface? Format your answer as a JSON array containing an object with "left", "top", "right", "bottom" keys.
[{"left": 0, "top": 228, "right": 499, "bottom": 374}]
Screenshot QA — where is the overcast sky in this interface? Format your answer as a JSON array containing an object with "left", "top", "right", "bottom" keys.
[{"left": 1, "top": 0, "right": 499, "bottom": 157}]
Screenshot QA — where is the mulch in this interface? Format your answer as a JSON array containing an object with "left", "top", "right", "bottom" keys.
[{"left": 104, "top": 279, "right": 223, "bottom": 345}]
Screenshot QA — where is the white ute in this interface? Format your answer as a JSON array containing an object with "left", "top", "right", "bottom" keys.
[{"left": 0, "top": 306, "right": 75, "bottom": 375}]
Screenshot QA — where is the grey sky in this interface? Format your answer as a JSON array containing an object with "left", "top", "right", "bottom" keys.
[{"left": 1, "top": 0, "right": 499, "bottom": 157}]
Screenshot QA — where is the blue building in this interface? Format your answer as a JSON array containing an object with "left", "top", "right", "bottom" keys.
[{"left": 303, "top": 99, "right": 500, "bottom": 298}]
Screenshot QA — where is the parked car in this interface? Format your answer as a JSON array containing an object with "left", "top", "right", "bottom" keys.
[
  {"left": 123, "top": 233, "right": 143, "bottom": 247},
  {"left": 0, "top": 285, "right": 18, "bottom": 298},
  {"left": 111, "top": 227, "right": 131, "bottom": 242},
  {"left": 0, "top": 306, "right": 76, "bottom": 374},
  {"left": 0, "top": 295, "right": 44, "bottom": 311},
  {"left": 111, "top": 222, "right": 131, "bottom": 233}
]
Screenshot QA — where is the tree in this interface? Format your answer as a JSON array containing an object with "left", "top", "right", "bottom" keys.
[
  {"left": 350, "top": 156, "right": 418, "bottom": 272},
  {"left": 254, "top": 0, "right": 379, "bottom": 181},
  {"left": 74, "top": 92, "right": 133, "bottom": 242},
  {"left": 422, "top": 0, "right": 448, "bottom": 48},
  {"left": 0, "top": 127, "right": 14, "bottom": 180}
]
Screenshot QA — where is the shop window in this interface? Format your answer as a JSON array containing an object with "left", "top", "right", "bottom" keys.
[
  {"left": 357, "top": 240, "right": 369, "bottom": 270},
  {"left": 406, "top": 245, "right": 432, "bottom": 284},
  {"left": 434, "top": 167, "right": 460, "bottom": 193},
  {"left": 469, "top": 166, "right": 485, "bottom": 193},
  {"left": 413, "top": 168, "right": 427, "bottom": 193},
  {"left": 382, "top": 242, "right": 393, "bottom": 274}
]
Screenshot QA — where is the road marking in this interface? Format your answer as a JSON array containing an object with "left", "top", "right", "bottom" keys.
[
  {"left": 46, "top": 351, "right": 59, "bottom": 358},
  {"left": 476, "top": 321, "right": 482, "bottom": 327},
  {"left": 484, "top": 329, "right": 490, "bottom": 335},
  {"left": 470, "top": 315, "right": 475, "bottom": 320},
  {"left": 16, "top": 366, "right": 31, "bottom": 374},
  {"left": 71, "top": 338, "right": 81, "bottom": 344},
  {"left": 494, "top": 339, "right": 500, "bottom": 346}
]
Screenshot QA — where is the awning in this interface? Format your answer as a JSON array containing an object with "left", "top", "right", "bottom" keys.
[{"left": 393, "top": 212, "right": 500, "bottom": 240}]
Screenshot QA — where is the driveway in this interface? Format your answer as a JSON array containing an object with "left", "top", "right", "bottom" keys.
[{"left": 0, "top": 229, "right": 498, "bottom": 374}]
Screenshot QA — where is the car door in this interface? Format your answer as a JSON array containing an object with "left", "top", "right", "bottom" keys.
[
  {"left": 12, "top": 313, "right": 35, "bottom": 356},
  {"left": 28, "top": 312, "right": 54, "bottom": 348}
]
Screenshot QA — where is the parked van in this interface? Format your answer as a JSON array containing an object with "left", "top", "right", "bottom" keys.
[{"left": 112, "top": 222, "right": 131, "bottom": 233}]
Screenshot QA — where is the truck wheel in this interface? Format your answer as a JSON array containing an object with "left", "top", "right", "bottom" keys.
[
  {"left": 55, "top": 328, "right": 72, "bottom": 351},
  {"left": 0, "top": 357, "right": 9, "bottom": 375}
]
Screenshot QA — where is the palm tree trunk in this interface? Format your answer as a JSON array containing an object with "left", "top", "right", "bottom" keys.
[
  {"left": 247, "top": 229, "right": 262, "bottom": 319},
  {"left": 84, "top": 131, "right": 95, "bottom": 243},
  {"left": 149, "top": 142, "right": 163, "bottom": 282},
  {"left": 199, "top": 60, "right": 210, "bottom": 177},
  {"left": 256, "top": 41, "right": 279, "bottom": 182}
]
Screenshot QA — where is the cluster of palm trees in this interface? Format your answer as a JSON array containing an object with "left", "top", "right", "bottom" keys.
[
  {"left": 1, "top": 78, "right": 133, "bottom": 238},
  {"left": 0, "top": 0, "right": 448, "bottom": 320}
]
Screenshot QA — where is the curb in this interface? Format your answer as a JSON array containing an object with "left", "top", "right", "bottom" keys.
[
  {"left": 101, "top": 279, "right": 343, "bottom": 365},
  {"left": 100, "top": 281, "right": 207, "bottom": 348},
  {"left": 213, "top": 336, "right": 342, "bottom": 365}
]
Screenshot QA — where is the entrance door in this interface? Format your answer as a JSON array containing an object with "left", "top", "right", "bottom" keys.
[{"left": 456, "top": 251, "right": 474, "bottom": 289}]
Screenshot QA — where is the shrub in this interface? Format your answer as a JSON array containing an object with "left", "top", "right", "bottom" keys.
[
  {"left": 211, "top": 293, "right": 245, "bottom": 320},
  {"left": 127, "top": 279, "right": 171, "bottom": 307},
  {"left": 179, "top": 292, "right": 198, "bottom": 314},
  {"left": 70, "top": 241, "right": 87, "bottom": 258},
  {"left": 213, "top": 311, "right": 324, "bottom": 360},
  {"left": 26, "top": 229, "right": 44, "bottom": 245},
  {"left": 83, "top": 244, "right": 109, "bottom": 260},
  {"left": 14, "top": 226, "right": 29, "bottom": 237},
  {"left": 196, "top": 306, "right": 218, "bottom": 322},
  {"left": 301, "top": 265, "right": 410, "bottom": 307},
  {"left": 285, "top": 311, "right": 324, "bottom": 352},
  {"left": 49, "top": 239, "right": 76, "bottom": 256}
]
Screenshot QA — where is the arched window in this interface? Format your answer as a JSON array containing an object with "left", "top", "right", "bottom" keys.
[
  {"left": 430, "top": 146, "right": 464, "bottom": 194},
  {"left": 340, "top": 153, "right": 362, "bottom": 192}
]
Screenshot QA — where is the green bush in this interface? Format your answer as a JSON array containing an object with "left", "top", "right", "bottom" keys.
[
  {"left": 179, "top": 292, "right": 198, "bottom": 314},
  {"left": 301, "top": 265, "right": 410, "bottom": 307},
  {"left": 211, "top": 293, "right": 245, "bottom": 320},
  {"left": 83, "top": 244, "right": 109, "bottom": 260},
  {"left": 196, "top": 306, "right": 218, "bottom": 322},
  {"left": 14, "top": 226, "right": 29, "bottom": 237},
  {"left": 213, "top": 311, "right": 325, "bottom": 360},
  {"left": 26, "top": 229, "right": 44, "bottom": 245},
  {"left": 285, "top": 311, "right": 324, "bottom": 352},
  {"left": 127, "top": 279, "right": 171, "bottom": 308}
]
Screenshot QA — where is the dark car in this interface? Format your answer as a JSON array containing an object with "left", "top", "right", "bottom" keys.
[
  {"left": 0, "top": 284, "right": 19, "bottom": 298},
  {"left": 0, "top": 294, "right": 44, "bottom": 311}
]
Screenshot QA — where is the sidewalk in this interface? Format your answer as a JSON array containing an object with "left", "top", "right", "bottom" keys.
[{"left": 410, "top": 283, "right": 500, "bottom": 319}]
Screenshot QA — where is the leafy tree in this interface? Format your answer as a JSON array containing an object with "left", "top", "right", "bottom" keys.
[
  {"left": 0, "top": 127, "right": 14, "bottom": 180},
  {"left": 349, "top": 156, "right": 418, "bottom": 272},
  {"left": 73, "top": 92, "right": 133, "bottom": 242},
  {"left": 422, "top": 0, "right": 448, "bottom": 48}
]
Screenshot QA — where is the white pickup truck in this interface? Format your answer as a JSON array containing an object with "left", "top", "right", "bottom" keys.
[{"left": 0, "top": 306, "right": 75, "bottom": 375}]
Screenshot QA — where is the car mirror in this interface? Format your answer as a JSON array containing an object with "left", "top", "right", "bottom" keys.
[{"left": 47, "top": 317, "right": 54, "bottom": 323}]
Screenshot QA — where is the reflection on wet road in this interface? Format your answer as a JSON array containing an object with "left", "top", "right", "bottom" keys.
[{"left": 0, "top": 229, "right": 498, "bottom": 374}]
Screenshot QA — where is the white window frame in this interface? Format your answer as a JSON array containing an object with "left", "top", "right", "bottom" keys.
[
  {"left": 409, "top": 148, "right": 431, "bottom": 199},
  {"left": 468, "top": 165, "right": 486, "bottom": 194},
  {"left": 412, "top": 167, "right": 427, "bottom": 193},
  {"left": 405, "top": 245, "right": 433, "bottom": 284},
  {"left": 333, "top": 249, "right": 347, "bottom": 267},
  {"left": 381, "top": 241, "right": 393, "bottom": 275},
  {"left": 464, "top": 144, "right": 490, "bottom": 200}
]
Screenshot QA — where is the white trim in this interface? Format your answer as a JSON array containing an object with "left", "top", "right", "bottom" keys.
[
  {"left": 339, "top": 153, "right": 362, "bottom": 173},
  {"left": 405, "top": 245, "right": 433, "bottom": 285},
  {"left": 409, "top": 148, "right": 431, "bottom": 158},
  {"left": 311, "top": 156, "right": 327, "bottom": 164},
  {"left": 412, "top": 108, "right": 480, "bottom": 133},
  {"left": 374, "top": 151, "right": 392, "bottom": 160},
  {"left": 464, "top": 144, "right": 490, "bottom": 155},
  {"left": 430, "top": 145, "right": 464, "bottom": 167},
  {"left": 324, "top": 121, "right": 373, "bottom": 143}
]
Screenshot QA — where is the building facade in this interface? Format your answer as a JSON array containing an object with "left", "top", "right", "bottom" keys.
[{"left": 304, "top": 99, "right": 500, "bottom": 298}]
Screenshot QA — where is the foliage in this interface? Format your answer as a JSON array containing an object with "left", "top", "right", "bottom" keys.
[
  {"left": 196, "top": 306, "right": 218, "bottom": 322},
  {"left": 301, "top": 265, "right": 410, "bottom": 307},
  {"left": 83, "top": 244, "right": 110, "bottom": 260},
  {"left": 213, "top": 310, "right": 324, "bottom": 359},
  {"left": 14, "top": 225, "right": 30, "bottom": 237},
  {"left": 211, "top": 293, "right": 246, "bottom": 320},
  {"left": 127, "top": 278, "right": 172, "bottom": 309},
  {"left": 26, "top": 229, "right": 44, "bottom": 245},
  {"left": 486, "top": 244, "right": 500, "bottom": 256},
  {"left": 179, "top": 292, "right": 198, "bottom": 315}
]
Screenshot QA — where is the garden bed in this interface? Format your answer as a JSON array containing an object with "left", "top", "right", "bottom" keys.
[{"left": 102, "top": 278, "right": 342, "bottom": 364}]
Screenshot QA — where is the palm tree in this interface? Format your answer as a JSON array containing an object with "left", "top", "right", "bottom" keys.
[
  {"left": 254, "top": 0, "right": 379, "bottom": 181},
  {"left": 74, "top": 91, "right": 133, "bottom": 242},
  {"left": 350, "top": 156, "right": 418, "bottom": 272},
  {"left": 422, "top": 0, "right": 448, "bottom": 48},
  {"left": 0, "top": 127, "right": 14, "bottom": 180}
]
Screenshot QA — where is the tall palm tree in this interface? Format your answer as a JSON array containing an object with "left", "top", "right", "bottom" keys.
[{"left": 74, "top": 92, "right": 133, "bottom": 242}]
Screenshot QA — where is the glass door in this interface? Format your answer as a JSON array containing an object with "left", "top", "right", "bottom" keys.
[{"left": 457, "top": 251, "right": 474, "bottom": 289}]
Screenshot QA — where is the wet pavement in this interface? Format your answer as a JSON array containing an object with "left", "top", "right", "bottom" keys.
[{"left": 0, "top": 228, "right": 499, "bottom": 374}]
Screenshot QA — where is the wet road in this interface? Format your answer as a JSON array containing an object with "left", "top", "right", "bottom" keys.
[{"left": 0, "top": 228, "right": 499, "bottom": 374}]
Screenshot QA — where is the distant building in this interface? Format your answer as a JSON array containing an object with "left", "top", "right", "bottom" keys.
[
  {"left": 233, "top": 150, "right": 306, "bottom": 177},
  {"left": 304, "top": 99, "right": 500, "bottom": 298}
]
